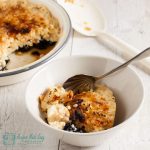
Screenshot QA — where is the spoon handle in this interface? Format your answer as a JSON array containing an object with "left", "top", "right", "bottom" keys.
[
  {"left": 96, "top": 47, "right": 150, "bottom": 80},
  {"left": 96, "top": 31, "right": 150, "bottom": 74}
]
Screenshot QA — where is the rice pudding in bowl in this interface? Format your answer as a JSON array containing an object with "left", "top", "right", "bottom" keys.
[
  {"left": 26, "top": 56, "right": 144, "bottom": 146},
  {"left": 39, "top": 84, "right": 116, "bottom": 133},
  {"left": 0, "top": 0, "right": 71, "bottom": 85}
]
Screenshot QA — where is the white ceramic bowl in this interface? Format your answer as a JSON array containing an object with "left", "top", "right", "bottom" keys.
[
  {"left": 0, "top": 0, "right": 71, "bottom": 86},
  {"left": 26, "top": 56, "right": 144, "bottom": 147}
]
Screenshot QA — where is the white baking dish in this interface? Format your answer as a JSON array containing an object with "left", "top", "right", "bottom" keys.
[{"left": 0, "top": 0, "right": 72, "bottom": 86}]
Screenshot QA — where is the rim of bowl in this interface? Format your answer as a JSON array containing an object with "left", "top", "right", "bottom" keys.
[
  {"left": 25, "top": 55, "right": 145, "bottom": 136},
  {"left": 0, "top": 0, "right": 72, "bottom": 77}
]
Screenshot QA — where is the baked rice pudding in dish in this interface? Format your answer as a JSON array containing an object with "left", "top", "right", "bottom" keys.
[
  {"left": 0, "top": 0, "right": 61, "bottom": 70},
  {"left": 39, "top": 84, "right": 116, "bottom": 133}
]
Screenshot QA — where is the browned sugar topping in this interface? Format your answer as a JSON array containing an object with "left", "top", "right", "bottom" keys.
[{"left": 0, "top": 4, "right": 46, "bottom": 37}]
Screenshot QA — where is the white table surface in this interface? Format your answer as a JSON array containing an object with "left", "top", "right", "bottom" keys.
[{"left": 0, "top": 0, "right": 150, "bottom": 149}]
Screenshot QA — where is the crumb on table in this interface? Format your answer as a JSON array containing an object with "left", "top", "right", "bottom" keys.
[
  {"left": 84, "top": 27, "right": 92, "bottom": 31},
  {"left": 65, "top": 0, "right": 75, "bottom": 4}
]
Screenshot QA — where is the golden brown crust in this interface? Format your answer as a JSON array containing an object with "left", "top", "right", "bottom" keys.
[
  {"left": 39, "top": 86, "right": 74, "bottom": 116},
  {"left": 65, "top": 85, "right": 116, "bottom": 132},
  {"left": 39, "top": 84, "right": 116, "bottom": 132}
]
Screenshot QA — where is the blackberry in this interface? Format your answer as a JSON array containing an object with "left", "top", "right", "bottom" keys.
[
  {"left": 17, "top": 45, "right": 32, "bottom": 52},
  {"left": 64, "top": 122, "right": 78, "bottom": 132},
  {"left": 34, "top": 40, "right": 56, "bottom": 49},
  {"left": 71, "top": 109, "right": 85, "bottom": 122},
  {"left": 17, "top": 40, "right": 56, "bottom": 53},
  {"left": 63, "top": 122, "right": 86, "bottom": 133}
]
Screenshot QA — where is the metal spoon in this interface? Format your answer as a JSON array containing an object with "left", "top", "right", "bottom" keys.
[
  {"left": 57, "top": 0, "right": 150, "bottom": 74},
  {"left": 63, "top": 47, "right": 150, "bottom": 94}
]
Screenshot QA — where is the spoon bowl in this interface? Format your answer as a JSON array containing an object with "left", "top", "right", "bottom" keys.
[{"left": 57, "top": 0, "right": 106, "bottom": 36}]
